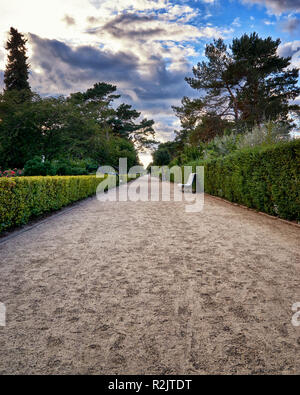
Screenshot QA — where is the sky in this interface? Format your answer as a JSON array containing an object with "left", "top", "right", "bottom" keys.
[{"left": 0, "top": 0, "right": 299, "bottom": 166}]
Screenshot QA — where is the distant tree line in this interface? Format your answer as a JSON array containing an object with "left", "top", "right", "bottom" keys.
[{"left": 0, "top": 27, "right": 156, "bottom": 172}]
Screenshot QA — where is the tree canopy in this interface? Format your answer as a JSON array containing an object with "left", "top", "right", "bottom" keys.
[
  {"left": 0, "top": 83, "right": 156, "bottom": 169},
  {"left": 172, "top": 33, "right": 300, "bottom": 150}
]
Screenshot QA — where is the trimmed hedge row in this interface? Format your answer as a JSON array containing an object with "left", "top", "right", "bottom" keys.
[
  {"left": 186, "top": 139, "right": 300, "bottom": 221},
  {"left": 0, "top": 175, "right": 108, "bottom": 232}
]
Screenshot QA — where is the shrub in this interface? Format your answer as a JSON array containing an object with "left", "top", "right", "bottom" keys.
[
  {"left": 0, "top": 168, "right": 23, "bottom": 177},
  {"left": 202, "top": 132, "right": 239, "bottom": 160},
  {"left": 0, "top": 175, "right": 106, "bottom": 232},
  {"left": 185, "top": 139, "right": 300, "bottom": 221},
  {"left": 23, "top": 157, "right": 55, "bottom": 176},
  {"left": 237, "top": 121, "right": 290, "bottom": 150},
  {"left": 85, "top": 160, "right": 99, "bottom": 173},
  {"left": 23, "top": 157, "right": 99, "bottom": 176}
]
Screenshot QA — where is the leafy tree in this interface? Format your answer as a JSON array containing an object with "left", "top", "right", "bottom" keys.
[
  {"left": 71, "top": 82, "right": 120, "bottom": 104},
  {"left": 108, "top": 137, "right": 139, "bottom": 169},
  {"left": 151, "top": 141, "right": 180, "bottom": 166},
  {"left": 160, "top": 141, "right": 179, "bottom": 160},
  {"left": 0, "top": 90, "right": 41, "bottom": 167},
  {"left": 109, "top": 103, "right": 156, "bottom": 150},
  {"left": 68, "top": 82, "right": 118, "bottom": 142},
  {"left": 172, "top": 128, "right": 190, "bottom": 155},
  {"left": 34, "top": 96, "right": 69, "bottom": 161},
  {"left": 153, "top": 146, "right": 171, "bottom": 166},
  {"left": 0, "top": 81, "right": 151, "bottom": 169},
  {"left": 4, "top": 27, "right": 31, "bottom": 92},
  {"left": 189, "top": 115, "right": 233, "bottom": 144},
  {"left": 69, "top": 83, "right": 156, "bottom": 153}
]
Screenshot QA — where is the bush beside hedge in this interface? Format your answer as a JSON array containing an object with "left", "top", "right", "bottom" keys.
[
  {"left": 0, "top": 175, "right": 107, "bottom": 232},
  {"left": 186, "top": 139, "right": 300, "bottom": 221},
  {"left": 23, "top": 156, "right": 99, "bottom": 176}
]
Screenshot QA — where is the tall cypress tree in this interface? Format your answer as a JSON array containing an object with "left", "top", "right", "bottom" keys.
[{"left": 4, "top": 27, "right": 31, "bottom": 91}]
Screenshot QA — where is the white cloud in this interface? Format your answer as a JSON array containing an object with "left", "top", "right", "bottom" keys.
[
  {"left": 264, "top": 20, "right": 275, "bottom": 25},
  {"left": 232, "top": 17, "right": 241, "bottom": 27},
  {"left": 163, "top": 4, "right": 199, "bottom": 22},
  {"left": 278, "top": 40, "right": 300, "bottom": 69},
  {"left": 89, "top": 0, "right": 168, "bottom": 12}
]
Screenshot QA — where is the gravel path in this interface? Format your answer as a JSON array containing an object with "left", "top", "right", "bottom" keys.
[{"left": 0, "top": 176, "right": 299, "bottom": 375}]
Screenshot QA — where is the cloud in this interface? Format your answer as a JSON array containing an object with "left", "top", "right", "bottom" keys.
[
  {"left": 88, "top": 0, "right": 168, "bottom": 12},
  {"left": 86, "top": 16, "right": 100, "bottom": 24},
  {"left": 96, "top": 14, "right": 166, "bottom": 40},
  {"left": 62, "top": 15, "right": 76, "bottom": 26},
  {"left": 86, "top": 11, "right": 227, "bottom": 43},
  {"left": 29, "top": 33, "right": 140, "bottom": 91},
  {"left": 242, "top": 0, "right": 300, "bottom": 14},
  {"left": 264, "top": 19, "right": 275, "bottom": 25},
  {"left": 281, "top": 17, "right": 300, "bottom": 33},
  {"left": 232, "top": 17, "right": 241, "bottom": 27},
  {"left": 83, "top": 8, "right": 231, "bottom": 86},
  {"left": 29, "top": 34, "right": 192, "bottom": 106},
  {"left": 278, "top": 40, "right": 300, "bottom": 68},
  {"left": 278, "top": 40, "right": 300, "bottom": 57}
]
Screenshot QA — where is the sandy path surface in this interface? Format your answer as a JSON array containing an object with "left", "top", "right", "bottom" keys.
[{"left": 0, "top": 175, "right": 299, "bottom": 375}]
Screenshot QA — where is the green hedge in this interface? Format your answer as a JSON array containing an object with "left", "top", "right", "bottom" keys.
[
  {"left": 185, "top": 140, "right": 300, "bottom": 221},
  {"left": 0, "top": 175, "right": 109, "bottom": 232}
]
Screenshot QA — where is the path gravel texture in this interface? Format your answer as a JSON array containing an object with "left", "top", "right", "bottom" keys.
[{"left": 0, "top": 176, "right": 299, "bottom": 375}]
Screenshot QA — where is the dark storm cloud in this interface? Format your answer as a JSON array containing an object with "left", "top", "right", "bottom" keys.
[
  {"left": 88, "top": 14, "right": 165, "bottom": 39},
  {"left": 281, "top": 17, "right": 300, "bottom": 33},
  {"left": 105, "top": 13, "right": 156, "bottom": 27},
  {"left": 29, "top": 33, "right": 139, "bottom": 80},
  {"left": 62, "top": 15, "right": 76, "bottom": 26},
  {"left": 244, "top": 0, "right": 300, "bottom": 13},
  {"left": 28, "top": 33, "right": 193, "bottom": 102}
]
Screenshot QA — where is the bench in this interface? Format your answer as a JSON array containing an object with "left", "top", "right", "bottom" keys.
[{"left": 178, "top": 173, "right": 196, "bottom": 192}]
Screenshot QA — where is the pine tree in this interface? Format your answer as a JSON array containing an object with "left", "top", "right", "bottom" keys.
[
  {"left": 229, "top": 33, "right": 300, "bottom": 127},
  {"left": 177, "top": 33, "right": 300, "bottom": 136},
  {"left": 4, "top": 27, "right": 31, "bottom": 92}
]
